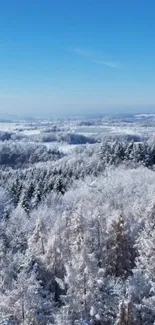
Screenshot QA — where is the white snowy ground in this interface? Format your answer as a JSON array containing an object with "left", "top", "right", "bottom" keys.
[{"left": 1, "top": 116, "right": 155, "bottom": 152}]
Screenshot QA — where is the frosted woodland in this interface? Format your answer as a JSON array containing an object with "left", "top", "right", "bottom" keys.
[{"left": 1, "top": 115, "right": 155, "bottom": 324}]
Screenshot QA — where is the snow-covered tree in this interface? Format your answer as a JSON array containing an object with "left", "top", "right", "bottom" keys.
[{"left": 105, "top": 215, "right": 136, "bottom": 278}]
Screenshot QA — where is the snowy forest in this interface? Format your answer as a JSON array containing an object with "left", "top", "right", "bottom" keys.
[{"left": 1, "top": 115, "right": 155, "bottom": 325}]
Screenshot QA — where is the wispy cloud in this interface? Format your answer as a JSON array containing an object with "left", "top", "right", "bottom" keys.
[
  {"left": 93, "top": 59, "right": 121, "bottom": 69},
  {"left": 74, "top": 47, "right": 121, "bottom": 69}
]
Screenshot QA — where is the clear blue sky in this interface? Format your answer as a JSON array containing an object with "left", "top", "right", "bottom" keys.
[{"left": 0, "top": 1, "right": 155, "bottom": 117}]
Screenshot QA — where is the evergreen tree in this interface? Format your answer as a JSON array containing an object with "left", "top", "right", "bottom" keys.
[{"left": 105, "top": 216, "right": 136, "bottom": 278}]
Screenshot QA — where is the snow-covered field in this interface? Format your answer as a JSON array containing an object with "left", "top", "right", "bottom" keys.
[
  {"left": 1, "top": 114, "right": 155, "bottom": 149},
  {"left": 75, "top": 124, "right": 155, "bottom": 138}
]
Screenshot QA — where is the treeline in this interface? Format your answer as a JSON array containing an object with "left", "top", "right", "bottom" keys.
[
  {"left": 100, "top": 140, "right": 155, "bottom": 167},
  {"left": 1, "top": 140, "right": 155, "bottom": 215},
  {"left": 26, "top": 131, "right": 97, "bottom": 145},
  {"left": 1, "top": 139, "right": 155, "bottom": 170},
  {"left": 0, "top": 143, "right": 63, "bottom": 169}
]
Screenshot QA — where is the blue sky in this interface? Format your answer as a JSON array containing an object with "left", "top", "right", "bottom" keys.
[{"left": 0, "top": 1, "right": 155, "bottom": 116}]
